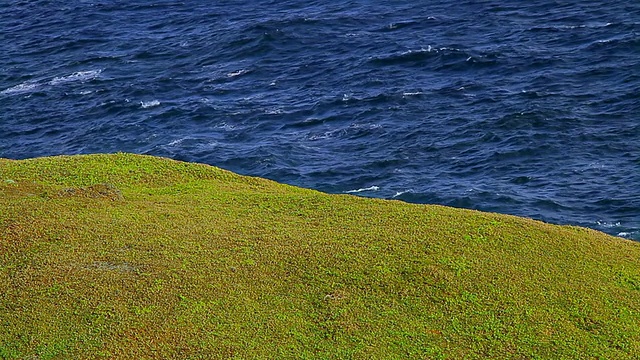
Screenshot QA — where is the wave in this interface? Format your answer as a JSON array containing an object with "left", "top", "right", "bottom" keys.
[
  {"left": 617, "top": 231, "right": 639, "bottom": 240},
  {"left": 375, "top": 20, "right": 420, "bottom": 32},
  {"left": 392, "top": 189, "right": 413, "bottom": 198},
  {"left": 0, "top": 82, "right": 39, "bottom": 95},
  {"left": 49, "top": 70, "right": 102, "bottom": 86},
  {"left": 585, "top": 34, "right": 640, "bottom": 50},
  {"left": 141, "top": 100, "right": 160, "bottom": 108},
  {"left": 167, "top": 138, "right": 185, "bottom": 146},
  {"left": 369, "top": 46, "right": 499, "bottom": 70},
  {"left": 346, "top": 186, "right": 380, "bottom": 193},
  {"left": 526, "top": 22, "right": 615, "bottom": 32},
  {"left": 227, "top": 69, "right": 250, "bottom": 78},
  {"left": 307, "top": 122, "right": 384, "bottom": 141},
  {"left": 596, "top": 221, "right": 621, "bottom": 228},
  {"left": 1, "top": 69, "right": 102, "bottom": 96},
  {"left": 369, "top": 46, "right": 439, "bottom": 65}
]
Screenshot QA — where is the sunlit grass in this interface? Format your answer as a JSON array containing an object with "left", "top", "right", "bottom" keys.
[{"left": 1, "top": 153, "right": 639, "bottom": 359}]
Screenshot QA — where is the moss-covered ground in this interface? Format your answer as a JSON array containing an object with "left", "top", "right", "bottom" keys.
[{"left": 1, "top": 153, "right": 640, "bottom": 359}]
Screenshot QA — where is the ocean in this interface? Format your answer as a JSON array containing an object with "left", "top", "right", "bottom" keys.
[{"left": 1, "top": 1, "right": 638, "bottom": 240}]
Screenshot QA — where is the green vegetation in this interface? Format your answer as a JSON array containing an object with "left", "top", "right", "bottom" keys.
[{"left": 1, "top": 153, "right": 639, "bottom": 359}]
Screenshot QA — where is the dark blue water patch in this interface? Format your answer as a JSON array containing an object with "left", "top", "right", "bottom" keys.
[{"left": 1, "top": 0, "right": 639, "bottom": 241}]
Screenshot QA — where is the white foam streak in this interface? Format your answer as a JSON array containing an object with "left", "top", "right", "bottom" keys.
[
  {"left": 167, "top": 138, "right": 185, "bottom": 146},
  {"left": 392, "top": 189, "right": 413, "bottom": 198},
  {"left": 346, "top": 186, "right": 379, "bottom": 193},
  {"left": 400, "top": 46, "right": 431, "bottom": 57},
  {"left": 49, "top": 69, "right": 102, "bottom": 85},
  {"left": 227, "top": 69, "right": 249, "bottom": 78},
  {"left": 1, "top": 82, "right": 38, "bottom": 95}
]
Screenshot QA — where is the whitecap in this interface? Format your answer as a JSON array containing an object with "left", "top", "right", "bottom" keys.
[
  {"left": 265, "top": 108, "right": 283, "bottom": 114},
  {"left": 351, "top": 123, "right": 381, "bottom": 130},
  {"left": 346, "top": 186, "right": 380, "bottom": 193},
  {"left": 167, "top": 138, "right": 185, "bottom": 146},
  {"left": 402, "top": 91, "right": 423, "bottom": 96},
  {"left": 99, "top": 100, "right": 117, "bottom": 107},
  {"left": 401, "top": 46, "right": 432, "bottom": 56},
  {"left": 227, "top": 69, "right": 249, "bottom": 78},
  {"left": 49, "top": 69, "right": 102, "bottom": 86},
  {"left": 141, "top": 100, "right": 160, "bottom": 108},
  {"left": 216, "top": 122, "right": 236, "bottom": 131},
  {"left": 0, "top": 82, "right": 39, "bottom": 95},
  {"left": 618, "top": 232, "right": 631, "bottom": 237},
  {"left": 596, "top": 221, "right": 621, "bottom": 228},
  {"left": 438, "top": 46, "right": 461, "bottom": 52},
  {"left": 592, "top": 38, "right": 615, "bottom": 45},
  {"left": 308, "top": 133, "right": 330, "bottom": 141},
  {"left": 392, "top": 189, "right": 413, "bottom": 198}
]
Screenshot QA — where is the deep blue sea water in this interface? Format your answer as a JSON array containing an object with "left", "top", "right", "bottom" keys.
[{"left": 1, "top": 1, "right": 639, "bottom": 240}]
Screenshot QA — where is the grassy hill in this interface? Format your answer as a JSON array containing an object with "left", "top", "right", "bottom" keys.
[{"left": 1, "top": 153, "right": 639, "bottom": 359}]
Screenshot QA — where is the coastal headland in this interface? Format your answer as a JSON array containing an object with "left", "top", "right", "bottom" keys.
[{"left": 1, "top": 153, "right": 639, "bottom": 358}]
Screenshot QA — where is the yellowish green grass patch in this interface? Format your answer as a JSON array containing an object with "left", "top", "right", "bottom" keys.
[{"left": 1, "top": 153, "right": 639, "bottom": 359}]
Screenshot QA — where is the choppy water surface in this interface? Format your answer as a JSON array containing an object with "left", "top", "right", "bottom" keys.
[{"left": 1, "top": 1, "right": 639, "bottom": 240}]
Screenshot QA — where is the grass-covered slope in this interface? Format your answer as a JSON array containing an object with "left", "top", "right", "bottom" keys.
[{"left": 1, "top": 153, "right": 639, "bottom": 359}]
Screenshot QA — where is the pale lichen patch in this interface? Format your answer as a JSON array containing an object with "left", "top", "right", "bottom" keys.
[{"left": 57, "top": 183, "right": 124, "bottom": 201}]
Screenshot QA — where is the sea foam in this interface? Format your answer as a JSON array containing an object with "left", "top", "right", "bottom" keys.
[
  {"left": 0, "top": 82, "right": 39, "bottom": 95},
  {"left": 141, "top": 100, "right": 160, "bottom": 108},
  {"left": 49, "top": 70, "right": 102, "bottom": 86},
  {"left": 227, "top": 69, "right": 249, "bottom": 78},
  {"left": 346, "top": 186, "right": 380, "bottom": 193}
]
